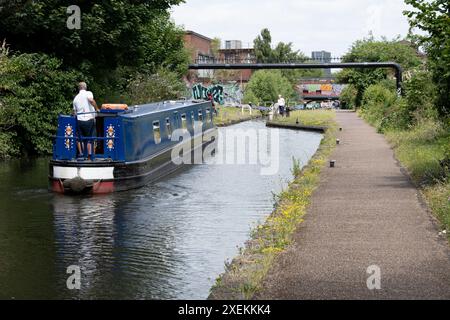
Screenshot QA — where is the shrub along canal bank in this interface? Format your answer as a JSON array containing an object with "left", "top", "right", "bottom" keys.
[{"left": 209, "top": 110, "right": 337, "bottom": 299}]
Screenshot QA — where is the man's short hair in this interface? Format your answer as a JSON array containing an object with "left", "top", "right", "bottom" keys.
[{"left": 78, "top": 82, "right": 87, "bottom": 91}]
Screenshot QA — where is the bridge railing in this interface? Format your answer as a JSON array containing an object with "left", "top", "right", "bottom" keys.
[{"left": 193, "top": 57, "right": 343, "bottom": 64}]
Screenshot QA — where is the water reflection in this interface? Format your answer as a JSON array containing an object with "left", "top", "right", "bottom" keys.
[{"left": 0, "top": 120, "right": 322, "bottom": 299}]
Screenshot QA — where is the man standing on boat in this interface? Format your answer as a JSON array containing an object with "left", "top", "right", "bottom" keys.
[{"left": 73, "top": 82, "right": 99, "bottom": 160}]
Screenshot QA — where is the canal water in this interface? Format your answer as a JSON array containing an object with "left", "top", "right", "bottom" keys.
[{"left": 0, "top": 120, "right": 322, "bottom": 299}]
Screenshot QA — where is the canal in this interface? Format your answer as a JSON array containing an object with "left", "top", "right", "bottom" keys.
[{"left": 0, "top": 120, "right": 322, "bottom": 299}]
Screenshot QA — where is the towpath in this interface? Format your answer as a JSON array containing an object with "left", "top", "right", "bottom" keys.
[{"left": 256, "top": 111, "right": 450, "bottom": 299}]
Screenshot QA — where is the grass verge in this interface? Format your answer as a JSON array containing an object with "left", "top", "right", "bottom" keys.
[
  {"left": 209, "top": 110, "right": 337, "bottom": 299},
  {"left": 382, "top": 118, "right": 450, "bottom": 239},
  {"left": 213, "top": 106, "right": 261, "bottom": 126}
]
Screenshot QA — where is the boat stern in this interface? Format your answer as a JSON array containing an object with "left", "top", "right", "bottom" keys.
[{"left": 49, "top": 162, "right": 115, "bottom": 194}]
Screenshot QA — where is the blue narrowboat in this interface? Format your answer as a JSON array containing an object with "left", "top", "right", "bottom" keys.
[{"left": 49, "top": 100, "right": 217, "bottom": 194}]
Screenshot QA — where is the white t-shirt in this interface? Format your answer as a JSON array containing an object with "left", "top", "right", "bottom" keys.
[
  {"left": 73, "top": 89, "right": 95, "bottom": 121},
  {"left": 277, "top": 97, "right": 285, "bottom": 107}
]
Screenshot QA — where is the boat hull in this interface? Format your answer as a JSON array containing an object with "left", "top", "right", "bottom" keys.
[{"left": 49, "top": 127, "right": 217, "bottom": 194}]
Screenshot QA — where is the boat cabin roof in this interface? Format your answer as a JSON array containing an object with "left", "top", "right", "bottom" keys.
[{"left": 120, "top": 100, "right": 209, "bottom": 119}]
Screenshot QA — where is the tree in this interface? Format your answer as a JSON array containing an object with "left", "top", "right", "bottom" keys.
[
  {"left": 243, "top": 70, "right": 296, "bottom": 105},
  {"left": 404, "top": 0, "right": 450, "bottom": 116},
  {"left": 339, "top": 84, "right": 358, "bottom": 109},
  {"left": 0, "top": 1, "right": 184, "bottom": 70},
  {"left": 0, "top": 1, "right": 190, "bottom": 158},
  {"left": 0, "top": 1, "right": 189, "bottom": 100},
  {"left": 336, "top": 37, "right": 422, "bottom": 107},
  {"left": 273, "top": 42, "right": 302, "bottom": 62},
  {"left": 0, "top": 49, "right": 83, "bottom": 157},
  {"left": 253, "top": 28, "right": 323, "bottom": 86},
  {"left": 126, "top": 68, "right": 188, "bottom": 104},
  {"left": 211, "top": 37, "right": 221, "bottom": 58},
  {"left": 253, "top": 28, "right": 273, "bottom": 63}
]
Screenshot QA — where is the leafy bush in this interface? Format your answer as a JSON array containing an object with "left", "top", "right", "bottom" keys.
[
  {"left": 0, "top": 51, "right": 82, "bottom": 158},
  {"left": 360, "top": 83, "right": 405, "bottom": 131},
  {"left": 404, "top": 0, "right": 450, "bottom": 117},
  {"left": 360, "top": 70, "right": 441, "bottom": 133},
  {"left": 0, "top": 1, "right": 186, "bottom": 77},
  {"left": 0, "top": 132, "right": 20, "bottom": 159},
  {"left": 403, "top": 70, "right": 439, "bottom": 121},
  {"left": 339, "top": 84, "right": 357, "bottom": 109},
  {"left": 243, "top": 70, "right": 296, "bottom": 105},
  {"left": 125, "top": 68, "right": 188, "bottom": 105},
  {"left": 336, "top": 37, "right": 422, "bottom": 107}
]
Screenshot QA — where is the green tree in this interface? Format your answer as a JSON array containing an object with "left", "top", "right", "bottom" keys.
[
  {"left": 125, "top": 68, "right": 188, "bottom": 104},
  {"left": 211, "top": 37, "right": 221, "bottom": 58},
  {"left": 336, "top": 37, "right": 422, "bottom": 107},
  {"left": 404, "top": 0, "right": 450, "bottom": 116},
  {"left": 273, "top": 42, "right": 301, "bottom": 62},
  {"left": 339, "top": 84, "right": 358, "bottom": 109},
  {"left": 0, "top": 49, "right": 83, "bottom": 157},
  {"left": 0, "top": 0, "right": 184, "bottom": 70},
  {"left": 253, "top": 28, "right": 323, "bottom": 86},
  {"left": 243, "top": 70, "right": 296, "bottom": 105},
  {"left": 0, "top": 1, "right": 189, "bottom": 101},
  {"left": 253, "top": 28, "right": 273, "bottom": 63}
]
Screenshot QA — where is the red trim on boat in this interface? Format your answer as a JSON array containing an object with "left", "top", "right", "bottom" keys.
[
  {"left": 52, "top": 180, "right": 65, "bottom": 193},
  {"left": 92, "top": 181, "right": 114, "bottom": 194}
]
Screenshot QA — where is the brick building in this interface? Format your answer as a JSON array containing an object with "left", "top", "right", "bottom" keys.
[
  {"left": 183, "top": 30, "right": 214, "bottom": 81},
  {"left": 218, "top": 44, "right": 255, "bottom": 82},
  {"left": 182, "top": 32, "right": 256, "bottom": 84}
]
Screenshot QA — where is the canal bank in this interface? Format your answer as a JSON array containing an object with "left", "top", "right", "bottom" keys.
[
  {"left": 209, "top": 110, "right": 337, "bottom": 299},
  {"left": 214, "top": 106, "right": 262, "bottom": 126},
  {"left": 255, "top": 111, "right": 450, "bottom": 299}
]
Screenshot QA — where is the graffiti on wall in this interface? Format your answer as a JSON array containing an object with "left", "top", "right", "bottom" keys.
[
  {"left": 192, "top": 83, "right": 224, "bottom": 104},
  {"left": 300, "top": 83, "right": 346, "bottom": 96},
  {"left": 221, "top": 83, "right": 243, "bottom": 105}
]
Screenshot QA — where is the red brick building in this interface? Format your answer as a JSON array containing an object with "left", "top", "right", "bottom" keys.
[
  {"left": 183, "top": 30, "right": 215, "bottom": 81},
  {"left": 217, "top": 47, "right": 255, "bottom": 82},
  {"left": 182, "top": 31, "right": 256, "bottom": 83}
]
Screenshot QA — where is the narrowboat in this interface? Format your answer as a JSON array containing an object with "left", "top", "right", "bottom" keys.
[{"left": 49, "top": 100, "right": 217, "bottom": 194}]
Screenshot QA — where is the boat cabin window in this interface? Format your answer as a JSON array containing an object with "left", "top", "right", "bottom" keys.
[
  {"left": 181, "top": 113, "right": 187, "bottom": 130},
  {"left": 166, "top": 117, "right": 172, "bottom": 139},
  {"left": 153, "top": 121, "right": 161, "bottom": 144},
  {"left": 205, "top": 108, "right": 211, "bottom": 122}
]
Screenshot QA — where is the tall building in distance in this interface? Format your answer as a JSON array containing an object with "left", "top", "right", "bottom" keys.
[{"left": 311, "top": 50, "right": 332, "bottom": 77}]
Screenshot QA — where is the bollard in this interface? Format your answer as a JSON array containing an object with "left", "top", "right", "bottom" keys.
[
  {"left": 339, "top": 127, "right": 342, "bottom": 131},
  {"left": 330, "top": 160, "right": 336, "bottom": 168},
  {"left": 296, "top": 117, "right": 299, "bottom": 125},
  {"left": 336, "top": 139, "right": 340, "bottom": 145}
]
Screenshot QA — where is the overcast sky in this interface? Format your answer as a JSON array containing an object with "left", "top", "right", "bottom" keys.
[{"left": 170, "top": 0, "right": 413, "bottom": 57}]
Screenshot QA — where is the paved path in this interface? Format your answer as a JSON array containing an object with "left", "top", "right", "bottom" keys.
[{"left": 256, "top": 111, "right": 450, "bottom": 299}]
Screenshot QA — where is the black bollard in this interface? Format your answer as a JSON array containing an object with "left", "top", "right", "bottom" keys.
[
  {"left": 330, "top": 160, "right": 336, "bottom": 168},
  {"left": 336, "top": 139, "right": 340, "bottom": 145}
]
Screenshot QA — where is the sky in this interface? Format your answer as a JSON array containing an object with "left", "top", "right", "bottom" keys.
[{"left": 170, "top": 0, "right": 414, "bottom": 58}]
